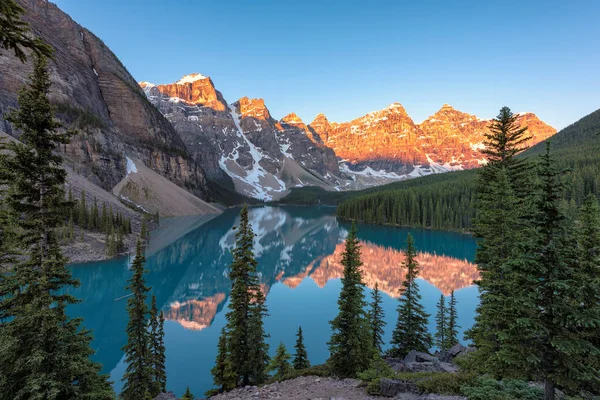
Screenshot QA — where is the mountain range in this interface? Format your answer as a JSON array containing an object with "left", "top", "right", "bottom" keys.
[
  {"left": 140, "top": 73, "right": 556, "bottom": 200},
  {"left": 0, "top": 0, "right": 556, "bottom": 205}
]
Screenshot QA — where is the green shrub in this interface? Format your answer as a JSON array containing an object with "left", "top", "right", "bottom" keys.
[
  {"left": 461, "top": 378, "right": 544, "bottom": 400},
  {"left": 357, "top": 354, "right": 396, "bottom": 383},
  {"left": 417, "top": 372, "right": 475, "bottom": 395},
  {"left": 276, "top": 363, "right": 331, "bottom": 382},
  {"left": 365, "top": 378, "right": 382, "bottom": 396}
]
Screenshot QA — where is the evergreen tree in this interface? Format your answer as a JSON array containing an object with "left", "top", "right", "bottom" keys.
[
  {"left": 479, "top": 106, "right": 532, "bottom": 201},
  {"left": 369, "top": 283, "right": 386, "bottom": 354},
  {"left": 446, "top": 291, "right": 459, "bottom": 346},
  {"left": 267, "top": 342, "right": 292, "bottom": 381},
  {"left": 91, "top": 197, "right": 99, "bottom": 230},
  {"left": 101, "top": 202, "right": 108, "bottom": 232},
  {"left": 78, "top": 188, "right": 87, "bottom": 228},
  {"left": 467, "top": 163, "right": 529, "bottom": 374},
  {"left": 180, "top": 387, "right": 194, "bottom": 400},
  {"left": 293, "top": 326, "right": 310, "bottom": 370},
  {"left": 0, "top": 0, "right": 53, "bottom": 62},
  {"left": 434, "top": 294, "right": 447, "bottom": 351},
  {"left": 121, "top": 239, "right": 152, "bottom": 400},
  {"left": 390, "top": 234, "right": 432, "bottom": 357},
  {"left": 577, "top": 194, "right": 600, "bottom": 393},
  {"left": 0, "top": 54, "right": 113, "bottom": 399},
  {"left": 512, "top": 144, "right": 600, "bottom": 399},
  {"left": 327, "top": 222, "right": 373, "bottom": 377},
  {"left": 210, "top": 328, "right": 236, "bottom": 393},
  {"left": 149, "top": 295, "right": 167, "bottom": 397},
  {"left": 222, "top": 206, "right": 269, "bottom": 386}
]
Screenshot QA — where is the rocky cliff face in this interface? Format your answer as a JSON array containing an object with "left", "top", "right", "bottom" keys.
[
  {"left": 312, "top": 103, "right": 556, "bottom": 178},
  {"left": 142, "top": 76, "right": 343, "bottom": 200},
  {"left": 0, "top": 0, "right": 208, "bottom": 197}
]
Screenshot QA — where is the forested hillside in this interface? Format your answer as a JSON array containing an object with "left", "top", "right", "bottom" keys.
[{"left": 335, "top": 108, "right": 600, "bottom": 230}]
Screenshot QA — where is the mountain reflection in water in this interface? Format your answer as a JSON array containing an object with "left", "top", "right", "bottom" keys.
[{"left": 67, "top": 205, "right": 478, "bottom": 396}]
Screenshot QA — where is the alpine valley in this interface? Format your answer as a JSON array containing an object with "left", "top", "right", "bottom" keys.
[{"left": 0, "top": 0, "right": 556, "bottom": 205}]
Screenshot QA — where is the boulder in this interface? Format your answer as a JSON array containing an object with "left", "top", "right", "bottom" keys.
[
  {"left": 447, "top": 343, "right": 467, "bottom": 357},
  {"left": 153, "top": 392, "right": 178, "bottom": 400},
  {"left": 379, "top": 378, "right": 419, "bottom": 397},
  {"left": 434, "top": 350, "right": 453, "bottom": 363},
  {"left": 404, "top": 350, "right": 437, "bottom": 363}
]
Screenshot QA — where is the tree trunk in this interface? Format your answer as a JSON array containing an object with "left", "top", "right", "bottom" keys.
[{"left": 544, "top": 378, "right": 555, "bottom": 400}]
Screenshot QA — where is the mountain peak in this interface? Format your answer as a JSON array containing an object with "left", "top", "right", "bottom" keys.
[
  {"left": 282, "top": 112, "right": 304, "bottom": 125},
  {"left": 311, "top": 113, "right": 329, "bottom": 124},
  {"left": 236, "top": 97, "right": 271, "bottom": 120},
  {"left": 441, "top": 103, "right": 454, "bottom": 110},
  {"left": 176, "top": 73, "right": 208, "bottom": 85}
]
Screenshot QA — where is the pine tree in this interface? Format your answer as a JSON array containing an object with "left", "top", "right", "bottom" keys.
[
  {"left": 210, "top": 328, "right": 236, "bottom": 393},
  {"left": 0, "top": 54, "right": 113, "bottom": 399},
  {"left": 446, "top": 291, "right": 459, "bottom": 346},
  {"left": 328, "top": 222, "right": 374, "bottom": 377},
  {"left": 149, "top": 295, "right": 167, "bottom": 397},
  {"left": 577, "top": 194, "right": 600, "bottom": 393},
  {"left": 267, "top": 342, "right": 292, "bottom": 381},
  {"left": 467, "top": 107, "right": 535, "bottom": 374},
  {"left": 222, "top": 205, "right": 270, "bottom": 386},
  {"left": 293, "top": 326, "right": 310, "bottom": 370},
  {"left": 467, "top": 167, "right": 527, "bottom": 375},
  {"left": 101, "top": 202, "right": 108, "bottom": 232},
  {"left": 434, "top": 294, "right": 447, "bottom": 351},
  {"left": 390, "top": 234, "right": 432, "bottom": 357},
  {"left": 121, "top": 239, "right": 152, "bottom": 400},
  {"left": 91, "top": 197, "right": 99, "bottom": 230},
  {"left": 514, "top": 144, "right": 600, "bottom": 399},
  {"left": 0, "top": 0, "right": 53, "bottom": 62},
  {"left": 78, "top": 188, "right": 87, "bottom": 228},
  {"left": 369, "top": 283, "right": 386, "bottom": 354},
  {"left": 181, "top": 386, "right": 194, "bottom": 400}
]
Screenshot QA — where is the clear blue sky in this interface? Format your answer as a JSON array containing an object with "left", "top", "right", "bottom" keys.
[{"left": 53, "top": 0, "right": 600, "bottom": 130}]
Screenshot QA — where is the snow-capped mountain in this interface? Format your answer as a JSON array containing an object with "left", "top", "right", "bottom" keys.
[
  {"left": 140, "top": 75, "right": 556, "bottom": 200},
  {"left": 313, "top": 103, "right": 556, "bottom": 176},
  {"left": 141, "top": 75, "right": 342, "bottom": 200}
]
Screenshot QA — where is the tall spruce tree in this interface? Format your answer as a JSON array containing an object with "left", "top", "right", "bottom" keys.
[
  {"left": 369, "top": 283, "right": 386, "bottom": 354},
  {"left": 0, "top": 54, "right": 113, "bottom": 399},
  {"left": 434, "top": 294, "right": 447, "bottom": 351},
  {"left": 121, "top": 239, "right": 152, "bottom": 400},
  {"left": 467, "top": 107, "right": 535, "bottom": 374},
  {"left": 512, "top": 144, "right": 600, "bottom": 399},
  {"left": 577, "top": 194, "right": 600, "bottom": 392},
  {"left": 468, "top": 167, "right": 530, "bottom": 374},
  {"left": 390, "top": 234, "right": 432, "bottom": 357},
  {"left": 223, "top": 206, "right": 269, "bottom": 386},
  {"left": 446, "top": 290, "right": 459, "bottom": 346},
  {"left": 149, "top": 295, "right": 167, "bottom": 397},
  {"left": 267, "top": 342, "right": 292, "bottom": 381},
  {"left": 293, "top": 326, "right": 310, "bottom": 370},
  {"left": 328, "top": 222, "right": 373, "bottom": 377}
]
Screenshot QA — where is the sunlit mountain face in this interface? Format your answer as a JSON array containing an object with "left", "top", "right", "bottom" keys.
[{"left": 67, "top": 206, "right": 478, "bottom": 395}]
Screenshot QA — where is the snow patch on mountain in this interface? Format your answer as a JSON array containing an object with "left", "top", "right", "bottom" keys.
[{"left": 177, "top": 73, "right": 207, "bottom": 84}]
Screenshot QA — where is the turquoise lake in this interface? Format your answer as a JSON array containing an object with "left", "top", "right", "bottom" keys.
[{"left": 67, "top": 205, "right": 479, "bottom": 397}]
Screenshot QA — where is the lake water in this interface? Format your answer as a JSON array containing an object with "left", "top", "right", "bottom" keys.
[{"left": 67, "top": 206, "right": 479, "bottom": 397}]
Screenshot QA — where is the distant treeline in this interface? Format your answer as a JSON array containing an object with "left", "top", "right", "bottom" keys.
[{"left": 336, "top": 108, "right": 600, "bottom": 230}]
